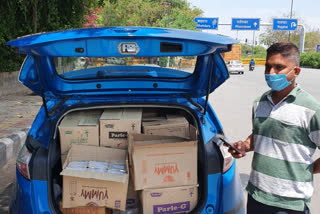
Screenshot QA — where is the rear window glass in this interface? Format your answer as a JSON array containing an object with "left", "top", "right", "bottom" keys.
[
  {"left": 231, "top": 60, "right": 242, "bottom": 64},
  {"left": 53, "top": 56, "right": 197, "bottom": 79}
]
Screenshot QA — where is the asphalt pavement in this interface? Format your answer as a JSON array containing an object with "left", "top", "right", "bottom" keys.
[{"left": 0, "top": 94, "right": 41, "bottom": 213}]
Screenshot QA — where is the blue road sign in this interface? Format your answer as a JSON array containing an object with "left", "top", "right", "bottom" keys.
[
  {"left": 194, "top": 17, "right": 219, "bottom": 30},
  {"left": 231, "top": 18, "right": 260, "bottom": 30},
  {"left": 273, "top": 19, "right": 298, "bottom": 31}
]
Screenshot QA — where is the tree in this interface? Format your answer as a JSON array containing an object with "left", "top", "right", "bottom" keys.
[
  {"left": 101, "top": 0, "right": 202, "bottom": 30},
  {"left": 241, "top": 44, "right": 266, "bottom": 58},
  {"left": 0, "top": 0, "right": 104, "bottom": 72},
  {"left": 304, "top": 31, "right": 320, "bottom": 52}
]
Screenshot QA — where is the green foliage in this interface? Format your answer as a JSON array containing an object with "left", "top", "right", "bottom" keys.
[
  {"left": 304, "top": 31, "right": 320, "bottom": 51},
  {"left": 0, "top": 0, "right": 104, "bottom": 72},
  {"left": 300, "top": 52, "right": 320, "bottom": 68},
  {"left": 101, "top": 0, "right": 202, "bottom": 30},
  {"left": 241, "top": 44, "right": 266, "bottom": 59}
]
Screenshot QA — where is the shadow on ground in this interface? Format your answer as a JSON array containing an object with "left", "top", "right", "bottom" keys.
[{"left": 0, "top": 183, "right": 13, "bottom": 213}]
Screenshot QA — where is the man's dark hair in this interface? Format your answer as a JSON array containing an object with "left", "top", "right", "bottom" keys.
[{"left": 266, "top": 42, "right": 300, "bottom": 66}]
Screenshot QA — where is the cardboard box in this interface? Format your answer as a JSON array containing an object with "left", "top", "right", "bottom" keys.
[
  {"left": 142, "top": 116, "right": 189, "bottom": 138},
  {"left": 128, "top": 131, "right": 197, "bottom": 190},
  {"left": 100, "top": 108, "right": 142, "bottom": 149},
  {"left": 59, "top": 111, "right": 101, "bottom": 163},
  {"left": 60, "top": 203, "right": 108, "bottom": 214},
  {"left": 60, "top": 144, "right": 129, "bottom": 210},
  {"left": 142, "top": 109, "right": 160, "bottom": 119},
  {"left": 112, "top": 208, "right": 139, "bottom": 214},
  {"left": 140, "top": 185, "right": 198, "bottom": 214}
]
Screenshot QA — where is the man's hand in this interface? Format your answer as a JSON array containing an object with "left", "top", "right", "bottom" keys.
[
  {"left": 313, "top": 158, "right": 320, "bottom": 174},
  {"left": 227, "top": 141, "right": 247, "bottom": 159}
]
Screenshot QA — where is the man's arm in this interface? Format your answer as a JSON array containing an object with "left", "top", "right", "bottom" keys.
[
  {"left": 228, "top": 133, "right": 254, "bottom": 158},
  {"left": 313, "top": 158, "right": 320, "bottom": 174}
]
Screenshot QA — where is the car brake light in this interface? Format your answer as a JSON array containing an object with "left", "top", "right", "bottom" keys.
[
  {"left": 17, "top": 144, "right": 32, "bottom": 180},
  {"left": 220, "top": 143, "right": 234, "bottom": 173},
  {"left": 228, "top": 65, "right": 232, "bottom": 67}
]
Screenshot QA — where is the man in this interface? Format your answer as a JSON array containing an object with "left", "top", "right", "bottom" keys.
[
  {"left": 228, "top": 42, "right": 320, "bottom": 214},
  {"left": 249, "top": 58, "right": 255, "bottom": 71}
]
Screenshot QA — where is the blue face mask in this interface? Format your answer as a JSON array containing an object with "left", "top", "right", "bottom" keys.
[{"left": 265, "top": 68, "right": 295, "bottom": 91}]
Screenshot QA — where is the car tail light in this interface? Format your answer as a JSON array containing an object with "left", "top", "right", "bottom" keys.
[
  {"left": 241, "top": 65, "right": 244, "bottom": 67},
  {"left": 228, "top": 65, "right": 232, "bottom": 67},
  {"left": 17, "top": 144, "right": 32, "bottom": 180},
  {"left": 220, "top": 144, "right": 234, "bottom": 173}
]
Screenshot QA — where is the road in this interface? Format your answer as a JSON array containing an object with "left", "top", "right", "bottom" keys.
[
  {"left": 0, "top": 66, "right": 319, "bottom": 213},
  {"left": 210, "top": 65, "right": 320, "bottom": 213}
]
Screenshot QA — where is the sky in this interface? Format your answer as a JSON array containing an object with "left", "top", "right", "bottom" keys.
[{"left": 187, "top": 0, "right": 320, "bottom": 44}]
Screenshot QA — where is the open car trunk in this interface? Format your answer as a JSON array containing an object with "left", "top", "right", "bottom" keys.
[{"left": 48, "top": 105, "right": 213, "bottom": 214}]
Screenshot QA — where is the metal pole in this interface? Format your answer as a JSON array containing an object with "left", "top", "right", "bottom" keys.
[
  {"left": 299, "top": 25, "right": 305, "bottom": 53},
  {"left": 252, "top": 31, "right": 255, "bottom": 57},
  {"left": 163, "top": 1, "right": 171, "bottom": 67},
  {"left": 288, "top": 0, "right": 293, "bottom": 41}
]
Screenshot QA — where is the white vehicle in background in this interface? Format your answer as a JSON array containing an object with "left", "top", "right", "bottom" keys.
[{"left": 226, "top": 60, "right": 244, "bottom": 74}]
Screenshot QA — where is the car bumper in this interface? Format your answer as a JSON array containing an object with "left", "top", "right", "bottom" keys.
[
  {"left": 228, "top": 69, "right": 244, "bottom": 73},
  {"left": 10, "top": 168, "right": 51, "bottom": 214},
  {"left": 221, "top": 161, "right": 245, "bottom": 214}
]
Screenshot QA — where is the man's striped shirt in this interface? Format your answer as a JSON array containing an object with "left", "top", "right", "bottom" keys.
[{"left": 246, "top": 85, "right": 320, "bottom": 211}]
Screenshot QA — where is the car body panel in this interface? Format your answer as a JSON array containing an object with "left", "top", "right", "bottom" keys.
[
  {"left": 7, "top": 27, "right": 237, "bottom": 54},
  {"left": 222, "top": 162, "right": 245, "bottom": 214}
]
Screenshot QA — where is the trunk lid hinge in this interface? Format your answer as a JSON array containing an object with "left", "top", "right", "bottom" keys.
[
  {"left": 34, "top": 56, "right": 69, "bottom": 118},
  {"left": 203, "top": 54, "right": 215, "bottom": 116},
  {"left": 184, "top": 54, "right": 215, "bottom": 124}
]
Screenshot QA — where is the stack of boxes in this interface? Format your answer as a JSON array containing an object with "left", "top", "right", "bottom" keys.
[{"left": 58, "top": 108, "right": 198, "bottom": 214}]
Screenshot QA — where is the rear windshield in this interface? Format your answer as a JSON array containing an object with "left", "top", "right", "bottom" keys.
[
  {"left": 231, "top": 60, "right": 242, "bottom": 64},
  {"left": 53, "top": 56, "right": 197, "bottom": 79}
]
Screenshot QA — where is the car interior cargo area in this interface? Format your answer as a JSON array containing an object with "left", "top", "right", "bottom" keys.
[{"left": 49, "top": 106, "right": 206, "bottom": 214}]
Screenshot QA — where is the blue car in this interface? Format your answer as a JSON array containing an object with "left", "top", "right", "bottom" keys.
[{"left": 7, "top": 27, "right": 244, "bottom": 214}]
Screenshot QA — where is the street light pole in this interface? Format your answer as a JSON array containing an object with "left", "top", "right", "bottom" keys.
[
  {"left": 161, "top": 1, "right": 171, "bottom": 67},
  {"left": 288, "top": 0, "right": 293, "bottom": 41},
  {"left": 252, "top": 31, "right": 255, "bottom": 57}
]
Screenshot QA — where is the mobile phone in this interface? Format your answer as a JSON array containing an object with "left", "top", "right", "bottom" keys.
[{"left": 219, "top": 137, "right": 245, "bottom": 155}]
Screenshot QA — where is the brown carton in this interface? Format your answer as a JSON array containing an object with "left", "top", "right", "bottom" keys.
[
  {"left": 112, "top": 208, "right": 139, "bottom": 214},
  {"left": 60, "top": 203, "right": 108, "bottom": 214},
  {"left": 142, "top": 116, "right": 189, "bottom": 138},
  {"left": 100, "top": 108, "right": 142, "bottom": 149},
  {"left": 142, "top": 109, "right": 160, "bottom": 119},
  {"left": 60, "top": 144, "right": 129, "bottom": 210},
  {"left": 140, "top": 185, "right": 198, "bottom": 214},
  {"left": 59, "top": 111, "right": 101, "bottom": 163},
  {"left": 128, "top": 131, "right": 197, "bottom": 190}
]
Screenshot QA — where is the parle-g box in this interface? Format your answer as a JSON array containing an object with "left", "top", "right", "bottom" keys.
[
  {"left": 140, "top": 185, "right": 198, "bottom": 214},
  {"left": 100, "top": 108, "right": 142, "bottom": 149}
]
